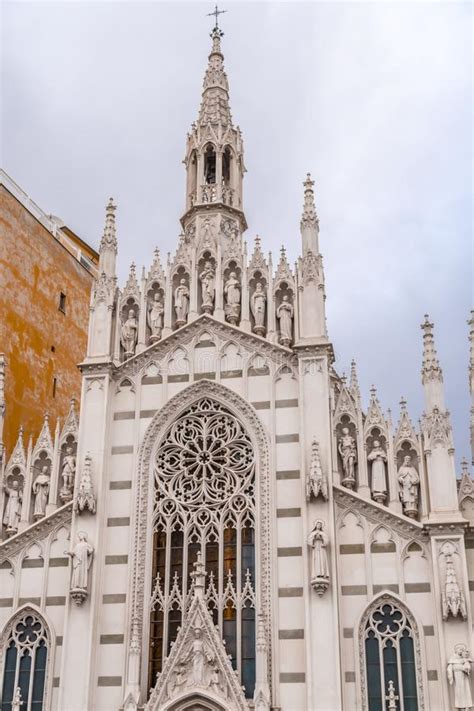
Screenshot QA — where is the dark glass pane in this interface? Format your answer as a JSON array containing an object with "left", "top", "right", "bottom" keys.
[
  {"left": 205, "top": 540, "right": 219, "bottom": 594},
  {"left": 223, "top": 526, "right": 237, "bottom": 580},
  {"left": 169, "top": 530, "right": 184, "bottom": 584},
  {"left": 31, "top": 641, "right": 48, "bottom": 710},
  {"left": 223, "top": 603, "right": 237, "bottom": 670},
  {"left": 365, "top": 633, "right": 382, "bottom": 711},
  {"left": 383, "top": 640, "right": 398, "bottom": 691},
  {"left": 167, "top": 608, "right": 182, "bottom": 656},
  {"left": 148, "top": 609, "right": 164, "bottom": 689},
  {"left": 241, "top": 606, "right": 256, "bottom": 698},
  {"left": 241, "top": 526, "right": 255, "bottom": 582},
  {"left": 401, "top": 633, "right": 418, "bottom": 711},
  {"left": 18, "top": 650, "right": 32, "bottom": 707},
  {"left": 1, "top": 642, "right": 17, "bottom": 710}
]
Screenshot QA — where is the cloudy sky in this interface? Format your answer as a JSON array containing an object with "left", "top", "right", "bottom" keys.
[{"left": 2, "top": 1, "right": 472, "bottom": 465}]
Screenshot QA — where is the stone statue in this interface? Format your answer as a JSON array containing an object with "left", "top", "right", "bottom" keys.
[
  {"left": 277, "top": 295, "right": 294, "bottom": 346},
  {"left": 447, "top": 644, "right": 472, "bottom": 710},
  {"left": 32, "top": 465, "right": 50, "bottom": 520},
  {"left": 442, "top": 554, "right": 467, "bottom": 620},
  {"left": 199, "top": 261, "right": 215, "bottom": 313},
  {"left": 398, "top": 455, "right": 419, "bottom": 518},
  {"left": 148, "top": 293, "right": 164, "bottom": 342},
  {"left": 120, "top": 309, "right": 138, "bottom": 357},
  {"left": 251, "top": 282, "right": 266, "bottom": 335},
  {"left": 338, "top": 427, "right": 357, "bottom": 488},
  {"left": 306, "top": 439, "right": 328, "bottom": 501},
  {"left": 308, "top": 520, "right": 330, "bottom": 595},
  {"left": 368, "top": 440, "right": 388, "bottom": 504},
  {"left": 174, "top": 279, "right": 190, "bottom": 326},
  {"left": 3, "top": 480, "right": 22, "bottom": 535},
  {"left": 67, "top": 531, "right": 94, "bottom": 605},
  {"left": 61, "top": 447, "right": 76, "bottom": 491},
  {"left": 224, "top": 272, "right": 241, "bottom": 324},
  {"left": 12, "top": 687, "right": 22, "bottom": 711},
  {"left": 184, "top": 626, "right": 214, "bottom": 686}
]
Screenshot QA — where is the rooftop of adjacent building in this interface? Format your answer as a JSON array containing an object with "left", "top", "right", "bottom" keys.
[{"left": 0, "top": 169, "right": 99, "bottom": 276}]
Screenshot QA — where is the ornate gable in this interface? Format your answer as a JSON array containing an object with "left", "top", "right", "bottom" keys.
[{"left": 146, "top": 557, "right": 249, "bottom": 711}]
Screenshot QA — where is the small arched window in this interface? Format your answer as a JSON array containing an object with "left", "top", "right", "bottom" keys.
[
  {"left": 363, "top": 599, "right": 420, "bottom": 711},
  {"left": 204, "top": 144, "right": 216, "bottom": 184},
  {"left": 1, "top": 610, "right": 50, "bottom": 710}
]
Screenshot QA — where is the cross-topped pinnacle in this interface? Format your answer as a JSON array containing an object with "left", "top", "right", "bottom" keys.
[{"left": 207, "top": 4, "right": 227, "bottom": 30}]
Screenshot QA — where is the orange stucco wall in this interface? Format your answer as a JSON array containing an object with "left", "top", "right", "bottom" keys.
[{"left": 0, "top": 186, "right": 96, "bottom": 455}]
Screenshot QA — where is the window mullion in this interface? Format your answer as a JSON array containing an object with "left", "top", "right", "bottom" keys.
[
  {"left": 236, "top": 518, "right": 242, "bottom": 680},
  {"left": 182, "top": 524, "right": 189, "bottom": 602},
  {"left": 396, "top": 636, "right": 405, "bottom": 711},
  {"left": 379, "top": 637, "right": 386, "bottom": 709},
  {"left": 162, "top": 521, "right": 172, "bottom": 661},
  {"left": 27, "top": 643, "right": 37, "bottom": 711},
  {"left": 218, "top": 520, "right": 224, "bottom": 632}
]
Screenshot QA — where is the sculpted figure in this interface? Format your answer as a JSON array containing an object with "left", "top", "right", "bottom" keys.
[
  {"left": 338, "top": 427, "right": 357, "bottom": 488},
  {"left": 184, "top": 626, "right": 213, "bottom": 686},
  {"left": 447, "top": 644, "right": 472, "bottom": 710},
  {"left": 174, "top": 279, "right": 190, "bottom": 326},
  {"left": 199, "top": 261, "right": 215, "bottom": 312},
  {"left": 398, "top": 455, "right": 419, "bottom": 518},
  {"left": 121, "top": 309, "right": 138, "bottom": 356},
  {"left": 12, "top": 687, "right": 22, "bottom": 711},
  {"left": 3, "top": 480, "right": 22, "bottom": 534},
  {"left": 251, "top": 282, "right": 266, "bottom": 335},
  {"left": 32, "top": 465, "right": 50, "bottom": 520},
  {"left": 277, "top": 295, "right": 294, "bottom": 346},
  {"left": 368, "top": 440, "right": 388, "bottom": 504},
  {"left": 67, "top": 531, "right": 94, "bottom": 604},
  {"left": 148, "top": 293, "right": 164, "bottom": 341},
  {"left": 61, "top": 446, "right": 76, "bottom": 492},
  {"left": 224, "top": 271, "right": 241, "bottom": 324},
  {"left": 308, "top": 520, "right": 330, "bottom": 595}
]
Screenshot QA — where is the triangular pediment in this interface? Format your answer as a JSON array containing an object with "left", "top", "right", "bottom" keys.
[
  {"left": 145, "top": 592, "right": 249, "bottom": 711},
  {"left": 114, "top": 314, "right": 295, "bottom": 378}
]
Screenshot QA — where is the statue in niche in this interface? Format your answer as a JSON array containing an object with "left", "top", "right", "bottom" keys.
[
  {"left": 120, "top": 308, "right": 138, "bottom": 357},
  {"left": 306, "top": 439, "right": 328, "bottom": 501},
  {"left": 277, "top": 295, "right": 294, "bottom": 346},
  {"left": 251, "top": 282, "right": 267, "bottom": 335},
  {"left": 60, "top": 446, "right": 76, "bottom": 503},
  {"left": 338, "top": 427, "right": 357, "bottom": 489},
  {"left": 308, "top": 520, "right": 330, "bottom": 596},
  {"left": 174, "top": 279, "right": 190, "bottom": 326},
  {"left": 398, "top": 455, "right": 419, "bottom": 518},
  {"left": 368, "top": 440, "right": 388, "bottom": 504},
  {"left": 148, "top": 293, "right": 164, "bottom": 342},
  {"left": 67, "top": 530, "right": 94, "bottom": 605},
  {"left": 183, "top": 626, "right": 214, "bottom": 686},
  {"left": 442, "top": 554, "right": 467, "bottom": 620},
  {"left": 3, "top": 480, "right": 22, "bottom": 535},
  {"left": 224, "top": 271, "right": 240, "bottom": 324},
  {"left": 447, "top": 644, "right": 472, "bottom": 710},
  {"left": 32, "top": 465, "right": 50, "bottom": 520},
  {"left": 199, "top": 261, "right": 215, "bottom": 313}
]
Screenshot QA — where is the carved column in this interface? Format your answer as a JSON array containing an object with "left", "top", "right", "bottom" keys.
[
  {"left": 163, "top": 259, "right": 172, "bottom": 337},
  {"left": 267, "top": 252, "right": 276, "bottom": 343},
  {"left": 19, "top": 437, "right": 33, "bottom": 532},
  {"left": 46, "top": 420, "right": 61, "bottom": 514},
  {"left": 214, "top": 241, "right": 224, "bottom": 320},
  {"left": 189, "top": 247, "right": 198, "bottom": 321},
  {"left": 136, "top": 269, "right": 148, "bottom": 354},
  {"left": 240, "top": 242, "right": 251, "bottom": 332}
]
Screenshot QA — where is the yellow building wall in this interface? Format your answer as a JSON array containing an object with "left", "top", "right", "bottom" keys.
[{"left": 0, "top": 185, "right": 96, "bottom": 454}]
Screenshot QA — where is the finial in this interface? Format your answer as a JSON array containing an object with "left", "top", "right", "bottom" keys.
[
  {"left": 370, "top": 384, "right": 377, "bottom": 399},
  {"left": 400, "top": 396, "right": 407, "bottom": 410},
  {"left": 190, "top": 551, "right": 207, "bottom": 597},
  {"left": 421, "top": 313, "right": 443, "bottom": 385},
  {"left": 99, "top": 197, "right": 118, "bottom": 257},
  {"left": 301, "top": 172, "right": 319, "bottom": 235}
]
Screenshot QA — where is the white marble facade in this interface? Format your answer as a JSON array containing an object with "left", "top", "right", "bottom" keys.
[{"left": 1, "top": 25, "right": 474, "bottom": 711}]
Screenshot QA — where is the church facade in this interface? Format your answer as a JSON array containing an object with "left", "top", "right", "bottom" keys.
[{"left": 1, "top": 24, "right": 473, "bottom": 711}]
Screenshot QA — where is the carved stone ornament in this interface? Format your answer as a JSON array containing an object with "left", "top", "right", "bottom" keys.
[
  {"left": 447, "top": 643, "right": 473, "bottom": 710},
  {"left": 73, "top": 453, "right": 96, "bottom": 515},
  {"left": 67, "top": 531, "right": 94, "bottom": 605},
  {"left": 398, "top": 456, "right": 419, "bottom": 518},
  {"left": 422, "top": 406, "right": 453, "bottom": 452},
  {"left": 440, "top": 546, "right": 467, "bottom": 621},
  {"left": 301, "top": 250, "right": 320, "bottom": 286},
  {"left": 368, "top": 440, "right": 388, "bottom": 505},
  {"left": 224, "top": 272, "right": 241, "bottom": 325},
  {"left": 145, "top": 558, "right": 249, "bottom": 711},
  {"left": 59, "top": 446, "right": 76, "bottom": 504},
  {"left": 308, "top": 520, "right": 330, "bottom": 596},
  {"left": 306, "top": 439, "right": 328, "bottom": 501},
  {"left": 12, "top": 686, "right": 23, "bottom": 711},
  {"left": 386, "top": 680, "right": 399, "bottom": 710},
  {"left": 338, "top": 427, "right": 357, "bottom": 489}
]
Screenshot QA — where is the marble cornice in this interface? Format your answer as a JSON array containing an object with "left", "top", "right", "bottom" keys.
[
  {"left": 334, "top": 483, "right": 427, "bottom": 541},
  {"left": 115, "top": 314, "right": 297, "bottom": 377},
  {"left": 0, "top": 502, "right": 73, "bottom": 563}
]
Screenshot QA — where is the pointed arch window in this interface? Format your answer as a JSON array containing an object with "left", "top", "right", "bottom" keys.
[
  {"left": 362, "top": 598, "right": 421, "bottom": 711},
  {"left": 1, "top": 610, "right": 50, "bottom": 711},
  {"left": 149, "top": 398, "right": 256, "bottom": 699}
]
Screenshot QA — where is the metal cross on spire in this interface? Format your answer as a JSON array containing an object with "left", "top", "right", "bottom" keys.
[{"left": 207, "top": 4, "right": 227, "bottom": 30}]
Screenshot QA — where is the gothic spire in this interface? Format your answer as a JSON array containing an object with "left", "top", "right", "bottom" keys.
[
  {"left": 198, "top": 26, "right": 233, "bottom": 128},
  {"left": 98, "top": 198, "right": 117, "bottom": 277},
  {"left": 300, "top": 173, "right": 319, "bottom": 254},
  {"left": 349, "top": 359, "right": 360, "bottom": 404},
  {"left": 421, "top": 314, "right": 445, "bottom": 411}
]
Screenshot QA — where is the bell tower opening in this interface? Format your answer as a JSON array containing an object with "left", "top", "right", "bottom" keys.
[{"left": 204, "top": 144, "right": 216, "bottom": 185}]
